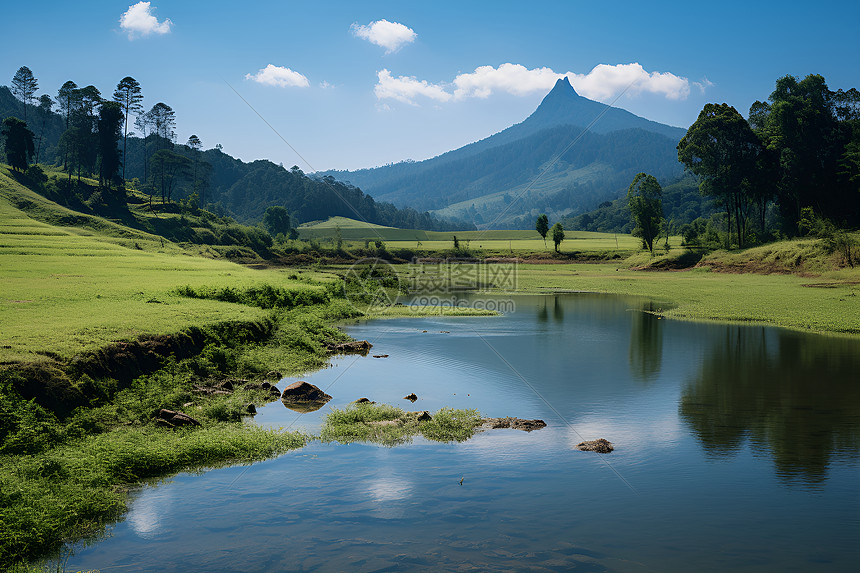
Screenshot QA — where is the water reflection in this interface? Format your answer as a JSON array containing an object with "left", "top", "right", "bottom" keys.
[
  {"left": 679, "top": 327, "right": 860, "bottom": 485},
  {"left": 628, "top": 302, "right": 663, "bottom": 383},
  {"left": 535, "top": 294, "right": 565, "bottom": 323}
]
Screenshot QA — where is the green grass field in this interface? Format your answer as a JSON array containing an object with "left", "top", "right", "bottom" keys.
[
  {"left": 0, "top": 171, "right": 335, "bottom": 365},
  {"left": 298, "top": 216, "right": 646, "bottom": 255}
]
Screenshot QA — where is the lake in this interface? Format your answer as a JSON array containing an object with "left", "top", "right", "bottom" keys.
[{"left": 64, "top": 294, "right": 860, "bottom": 572}]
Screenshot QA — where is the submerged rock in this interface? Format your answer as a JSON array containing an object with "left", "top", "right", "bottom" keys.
[
  {"left": 156, "top": 409, "right": 201, "bottom": 428},
  {"left": 482, "top": 417, "right": 547, "bottom": 432},
  {"left": 281, "top": 381, "right": 332, "bottom": 404},
  {"left": 576, "top": 439, "right": 614, "bottom": 453},
  {"left": 404, "top": 393, "right": 418, "bottom": 402},
  {"left": 372, "top": 354, "right": 389, "bottom": 358}
]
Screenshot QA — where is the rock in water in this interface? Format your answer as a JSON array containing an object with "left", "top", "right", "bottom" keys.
[
  {"left": 280, "top": 381, "right": 332, "bottom": 403},
  {"left": 576, "top": 439, "right": 614, "bottom": 453},
  {"left": 404, "top": 393, "right": 418, "bottom": 402}
]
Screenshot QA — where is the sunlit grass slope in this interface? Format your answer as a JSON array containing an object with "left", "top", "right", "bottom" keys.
[{"left": 0, "top": 171, "right": 333, "bottom": 364}]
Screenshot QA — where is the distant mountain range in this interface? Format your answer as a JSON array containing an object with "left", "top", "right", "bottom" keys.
[{"left": 318, "top": 78, "right": 688, "bottom": 229}]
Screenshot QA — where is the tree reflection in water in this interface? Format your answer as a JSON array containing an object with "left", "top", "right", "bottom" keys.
[
  {"left": 629, "top": 302, "right": 663, "bottom": 384},
  {"left": 680, "top": 326, "right": 860, "bottom": 485}
]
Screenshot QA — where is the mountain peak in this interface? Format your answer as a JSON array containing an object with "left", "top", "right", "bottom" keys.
[
  {"left": 551, "top": 76, "right": 578, "bottom": 96},
  {"left": 523, "top": 75, "right": 685, "bottom": 140}
]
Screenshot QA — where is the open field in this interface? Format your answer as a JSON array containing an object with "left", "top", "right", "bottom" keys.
[{"left": 298, "top": 216, "right": 648, "bottom": 255}]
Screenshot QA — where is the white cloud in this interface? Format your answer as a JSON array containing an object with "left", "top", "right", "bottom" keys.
[
  {"left": 566, "top": 63, "right": 690, "bottom": 101},
  {"left": 351, "top": 19, "right": 416, "bottom": 53},
  {"left": 245, "top": 64, "right": 310, "bottom": 88},
  {"left": 374, "top": 69, "right": 451, "bottom": 105},
  {"left": 453, "top": 63, "right": 561, "bottom": 99},
  {"left": 119, "top": 2, "right": 172, "bottom": 40},
  {"left": 693, "top": 77, "right": 715, "bottom": 94},
  {"left": 374, "top": 62, "right": 694, "bottom": 106}
]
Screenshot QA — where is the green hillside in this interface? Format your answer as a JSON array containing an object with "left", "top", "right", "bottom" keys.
[{"left": 0, "top": 167, "right": 335, "bottom": 365}]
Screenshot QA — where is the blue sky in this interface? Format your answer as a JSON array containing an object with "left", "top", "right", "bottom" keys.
[{"left": 2, "top": 1, "right": 858, "bottom": 171}]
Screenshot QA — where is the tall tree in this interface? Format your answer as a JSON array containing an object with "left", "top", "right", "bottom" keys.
[
  {"left": 74, "top": 86, "right": 103, "bottom": 180},
  {"left": 535, "top": 213, "right": 549, "bottom": 247},
  {"left": 56, "top": 81, "right": 78, "bottom": 170},
  {"left": 626, "top": 173, "right": 663, "bottom": 253},
  {"left": 58, "top": 85, "right": 102, "bottom": 181},
  {"left": 34, "top": 94, "right": 54, "bottom": 164},
  {"left": 1, "top": 117, "right": 35, "bottom": 172},
  {"left": 113, "top": 77, "right": 144, "bottom": 182},
  {"left": 551, "top": 222, "right": 565, "bottom": 253},
  {"left": 10, "top": 66, "right": 38, "bottom": 123},
  {"left": 148, "top": 102, "right": 176, "bottom": 150},
  {"left": 134, "top": 110, "right": 153, "bottom": 183},
  {"left": 150, "top": 149, "right": 190, "bottom": 203},
  {"left": 97, "top": 101, "right": 124, "bottom": 192},
  {"left": 186, "top": 134, "right": 202, "bottom": 200},
  {"left": 56, "top": 81, "right": 78, "bottom": 130},
  {"left": 677, "top": 103, "right": 761, "bottom": 247}
]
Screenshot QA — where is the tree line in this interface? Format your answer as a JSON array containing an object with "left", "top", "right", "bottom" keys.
[
  {"left": 2, "top": 66, "right": 206, "bottom": 203},
  {"left": 627, "top": 73, "right": 859, "bottom": 252}
]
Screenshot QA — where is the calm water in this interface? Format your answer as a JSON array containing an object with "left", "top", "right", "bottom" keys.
[{"left": 65, "top": 294, "right": 860, "bottom": 572}]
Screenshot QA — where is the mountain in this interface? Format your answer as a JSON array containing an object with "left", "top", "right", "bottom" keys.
[{"left": 318, "top": 78, "right": 688, "bottom": 229}]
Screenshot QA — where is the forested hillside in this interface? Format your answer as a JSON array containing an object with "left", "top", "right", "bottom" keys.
[{"left": 0, "top": 76, "right": 473, "bottom": 232}]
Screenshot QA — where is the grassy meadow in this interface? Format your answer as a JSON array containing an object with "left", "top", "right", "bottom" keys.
[{"left": 299, "top": 216, "right": 647, "bottom": 255}]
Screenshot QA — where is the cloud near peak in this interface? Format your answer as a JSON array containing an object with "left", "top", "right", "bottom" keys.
[
  {"left": 119, "top": 2, "right": 172, "bottom": 40},
  {"left": 374, "top": 70, "right": 451, "bottom": 105},
  {"left": 352, "top": 20, "right": 417, "bottom": 53},
  {"left": 375, "top": 63, "right": 701, "bottom": 106},
  {"left": 567, "top": 63, "right": 690, "bottom": 101},
  {"left": 245, "top": 65, "right": 310, "bottom": 88}
]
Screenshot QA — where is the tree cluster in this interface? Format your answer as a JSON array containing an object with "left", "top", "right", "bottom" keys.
[{"left": 678, "top": 74, "right": 860, "bottom": 245}]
